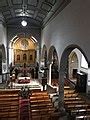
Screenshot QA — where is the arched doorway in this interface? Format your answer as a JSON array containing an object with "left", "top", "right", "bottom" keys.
[
  {"left": 40, "top": 45, "right": 48, "bottom": 90},
  {"left": 0, "top": 44, "right": 6, "bottom": 74},
  {"left": 41, "top": 45, "right": 47, "bottom": 69},
  {"left": 68, "top": 51, "right": 78, "bottom": 79},
  {"left": 58, "top": 44, "right": 88, "bottom": 111},
  {"left": 0, "top": 50, "right": 2, "bottom": 75},
  {"left": 48, "top": 46, "right": 59, "bottom": 89}
]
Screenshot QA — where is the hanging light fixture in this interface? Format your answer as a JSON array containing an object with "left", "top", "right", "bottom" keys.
[
  {"left": 21, "top": 20, "right": 27, "bottom": 26},
  {"left": 21, "top": 3, "right": 27, "bottom": 27}
]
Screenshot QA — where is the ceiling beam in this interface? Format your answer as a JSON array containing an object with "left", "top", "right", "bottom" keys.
[
  {"left": 7, "top": 0, "right": 15, "bottom": 17},
  {"left": 43, "top": 0, "right": 71, "bottom": 27},
  {"left": 33, "top": 0, "right": 45, "bottom": 19}
]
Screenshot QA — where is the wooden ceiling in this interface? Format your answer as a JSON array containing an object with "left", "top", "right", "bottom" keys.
[{"left": 0, "top": 0, "right": 71, "bottom": 28}]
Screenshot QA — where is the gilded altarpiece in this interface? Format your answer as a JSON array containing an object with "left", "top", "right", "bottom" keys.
[{"left": 13, "top": 38, "right": 36, "bottom": 65}]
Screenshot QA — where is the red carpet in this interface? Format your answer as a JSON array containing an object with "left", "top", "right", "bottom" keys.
[{"left": 19, "top": 98, "right": 30, "bottom": 120}]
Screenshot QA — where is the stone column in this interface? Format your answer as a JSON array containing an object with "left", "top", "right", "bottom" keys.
[
  {"left": 58, "top": 66, "right": 66, "bottom": 115},
  {"left": 87, "top": 63, "right": 90, "bottom": 94},
  {"left": 48, "top": 63, "right": 52, "bottom": 85},
  {"left": 0, "top": 14, "right": 5, "bottom": 83}
]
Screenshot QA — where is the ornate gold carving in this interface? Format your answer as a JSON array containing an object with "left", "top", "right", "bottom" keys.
[{"left": 21, "top": 39, "right": 29, "bottom": 49}]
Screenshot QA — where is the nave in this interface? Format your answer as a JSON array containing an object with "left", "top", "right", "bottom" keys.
[
  {"left": 0, "top": 87, "right": 60, "bottom": 120},
  {"left": 0, "top": 77, "right": 90, "bottom": 120}
]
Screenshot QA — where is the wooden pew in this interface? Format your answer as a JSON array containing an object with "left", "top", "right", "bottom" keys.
[
  {"left": 31, "top": 112, "right": 60, "bottom": 120},
  {"left": 64, "top": 100, "right": 85, "bottom": 105},
  {"left": 75, "top": 115, "right": 90, "bottom": 120},
  {"left": 64, "top": 86, "right": 70, "bottom": 90},
  {"left": 64, "top": 90, "right": 75, "bottom": 95},
  {"left": 64, "top": 97, "right": 81, "bottom": 101},
  {"left": 30, "top": 91, "right": 56, "bottom": 120},
  {"left": 64, "top": 93, "right": 78, "bottom": 98},
  {"left": 70, "top": 108, "right": 90, "bottom": 116},
  {"left": 31, "top": 102, "right": 53, "bottom": 109},
  {"left": 0, "top": 89, "right": 20, "bottom": 120}
]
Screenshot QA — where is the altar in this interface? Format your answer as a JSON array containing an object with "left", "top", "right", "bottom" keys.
[
  {"left": 18, "top": 77, "right": 30, "bottom": 80},
  {"left": 12, "top": 78, "right": 43, "bottom": 91},
  {"left": 18, "top": 77, "right": 30, "bottom": 84}
]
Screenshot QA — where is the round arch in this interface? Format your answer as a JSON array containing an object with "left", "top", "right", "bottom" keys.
[
  {"left": 2, "top": 44, "right": 6, "bottom": 63},
  {"left": 9, "top": 35, "right": 38, "bottom": 65},
  {"left": 48, "top": 46, "right": 59, "bottom": 87},
  {"left": 58, "top": 44, "right": 88, "bottom": 112},
  {"left": 41, "top": 45, "right": 47, "bottom": 62},
  {"left": 68, "top": 51, "right": 78, "bottom": 79}
]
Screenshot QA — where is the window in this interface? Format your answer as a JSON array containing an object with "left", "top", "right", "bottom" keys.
[
  {"left": 23, "top": 54, "right": 27, "bottom": 60},
  {"left": 17, "top": 55, "right": 20, "bottom": 61},
  {"left": 30, "top": 55, "right": 32, "bottom": 60},
  {"left": 81, "top": 54, "right": 88, "bottom": 69}
]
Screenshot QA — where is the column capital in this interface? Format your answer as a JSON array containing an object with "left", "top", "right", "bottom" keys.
[{"left": 0, "top": 13, "right": 5, "bottom": 24}]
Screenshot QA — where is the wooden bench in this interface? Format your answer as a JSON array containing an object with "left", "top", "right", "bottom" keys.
[
  {"left": 70, "top": 108, "right": 90, "bottom": 116},
  {"left": 30, "top": 95, "right": 49, "bottom": 101},
  {"left": 64, "top": 86, "right": 70, "bottom": 90},
  {"left": 64, "top": 100, "right": 85, "bottom": 105},
  {"left": 66, "top": 104, "right": 89, "bottom": 110},
  {"left": 64, "top": 93, "right": 78, "bottom": 98},
  {"left": 31, "top": 103, "right": 53, "bottom": 109},
  {"left": 31, "top": 107, "right": 55, "bottom": 116},
  {"left": 75, "top": 115, "right": 90, "bottom": 120},
  {"left": 64, "top": 90, "right": 75, "bottom": 95},
  {"left": 31, "top": 112, "right": 60, "bottom": 120},
  {"left": 30, "top": 91, "right": 56, "bottom": 120},
  {"left": 31, "top": 91, "right": 48, "bottom": 96},
  {"left": 64, "top": 97, "right": 81, "bottom": 101},
  {"left": 0, "top": 89, "right": 20, "bottom": 120}
]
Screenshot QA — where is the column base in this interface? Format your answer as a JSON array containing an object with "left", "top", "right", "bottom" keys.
[{"left": 58, "top": 106, "right": 67, "bottom": 116}]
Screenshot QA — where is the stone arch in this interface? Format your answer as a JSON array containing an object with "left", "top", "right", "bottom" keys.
[
  {"left": 48, "top": 46, "right": 59, "bottom": 68},
  {"left": 48, "top": 46, "right": 59, "bottom": 87},
  {"left": 0, "top": 45, "right": 2, "bottom": 74},
  {"left": 41, "top": 45, "right": 47, "bottom": 59},
  {"left": 58, "top": 44, "right": 88, "bottom": 112},
  {"left": 41, "top": 45, "right": 47, "bottom": 67},
  {"left": 9, "top": 35, "right": 38, "bottom": 65},
  {"left": 2, "top": 44, "right": 6, "bottom": 63},
  {"left": 68, "top": 51, "right": 78, "bottom": 79}
]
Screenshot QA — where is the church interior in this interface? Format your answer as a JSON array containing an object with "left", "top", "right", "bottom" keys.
[{"left": 0, "top": 0, "right": 90, "bottom": 120}]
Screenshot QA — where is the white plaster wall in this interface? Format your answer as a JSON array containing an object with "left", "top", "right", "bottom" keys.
[
  {"left": 2, "top": 25, "right": 8, "bottom": 73},
  {"left": 0, "top": 23, "right": 4, "bottom": 43},
  {"left": 0, "top": 20, "right": 8, "bottom": 73},
  {"left": 41, "top": 0, "right": 90, "bottom": 62}
]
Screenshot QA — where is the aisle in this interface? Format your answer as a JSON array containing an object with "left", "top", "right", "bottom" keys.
[{"left": 19, "top": 98, "right": 30, "bottom": 120}]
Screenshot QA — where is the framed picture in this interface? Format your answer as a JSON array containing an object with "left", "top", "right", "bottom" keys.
[
  {"left": 23, "top": 54, "right": 27, "bottom": 60},
  {"left": 30, "top": 55, "right": 32, "bottom": 60},
  {"left": 17, "top": 55, "right": 20, "bottom": 61}
]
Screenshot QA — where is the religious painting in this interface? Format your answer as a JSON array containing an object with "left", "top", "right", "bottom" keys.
[
  {"left": 23, "top": 54, "right": 27, "bottom": 60},
  {"left": 30, "top": 55, "right": 32, "bottom": 60},
  {"left": 17, "top": 55, "right": 20, "bottom": 61}
]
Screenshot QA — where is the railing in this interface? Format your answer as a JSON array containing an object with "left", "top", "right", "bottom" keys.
[{"left": 2, "top": 72, "right": 10, "bottom": 83}]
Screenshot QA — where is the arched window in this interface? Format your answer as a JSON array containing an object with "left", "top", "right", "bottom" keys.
[
  {"left": 30, "top": 55, "right": 32, "bottom": 60},
  {"left": 23, "top": 54, "right": 27, "bottom": 60},
  {"left": 17, "top": 55, "right": 20, "bottom": 61}
]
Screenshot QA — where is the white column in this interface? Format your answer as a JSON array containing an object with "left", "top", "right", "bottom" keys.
[
  {"left": 87, "top": 68, "right": 90, "bottom": 94},
  {"left": 49, "top": 63, "right": 52, "bottom": 85}
]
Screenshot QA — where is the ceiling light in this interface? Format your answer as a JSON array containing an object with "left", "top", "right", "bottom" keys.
[{"left": 21, "top": 20, "right": 27, "bottom": 27}]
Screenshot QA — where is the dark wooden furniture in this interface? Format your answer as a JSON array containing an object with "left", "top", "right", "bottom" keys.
[{"left": 76, "top": 72, "right": 87, "bottom": 92}]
